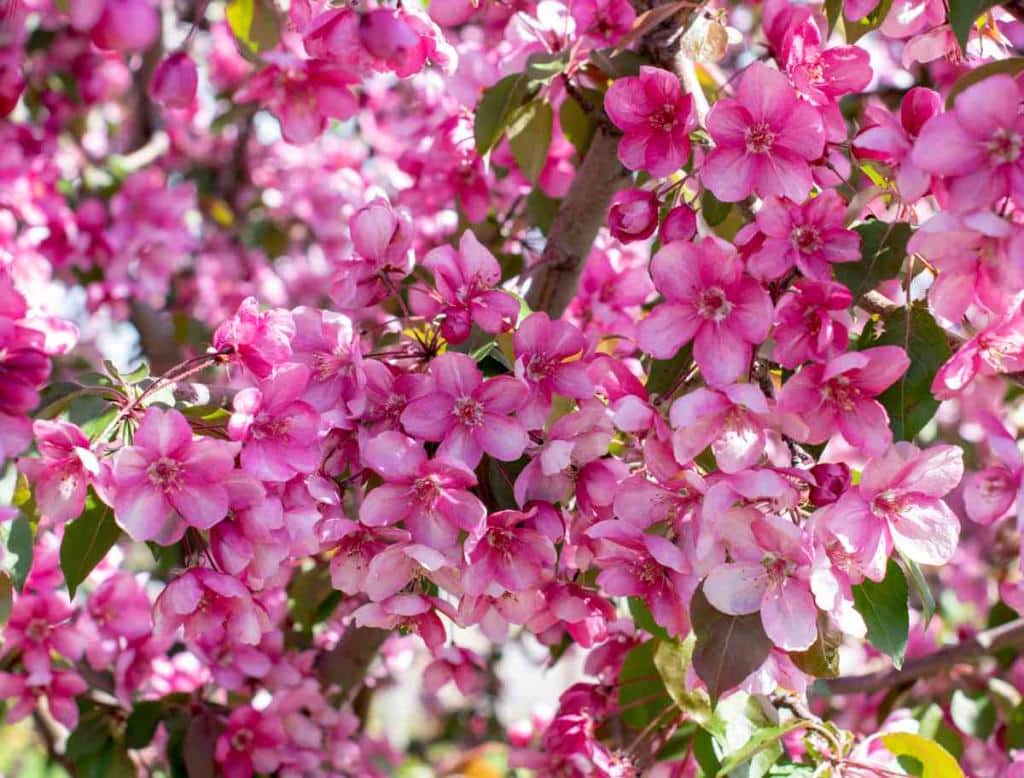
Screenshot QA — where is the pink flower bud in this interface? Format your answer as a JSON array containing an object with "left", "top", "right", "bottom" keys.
[
  {"left": 90, "top": 0, "right": 159, "bottom": 51},
  {"left": 607, "top": 189, "right": 659, "bottom": 243},
  {"left": 659, "top": 204, "right": 697, "bottom": 243},
  {"left": 358, "top": 9, "right": 425, "bottom": 78},
  {"left": 808, "top": 462, "right": 851, "bottom": 506},
  {"left": 150, "top": 52, "right": 198, "bottom": 109}
]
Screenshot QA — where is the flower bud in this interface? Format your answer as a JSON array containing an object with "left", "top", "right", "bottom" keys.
[
  {"left": 150, "top": 52, "right": 198, "bottom": 109},
  {"left": 607, "top": 189, "right": 659, "bottom": 243},
  {"left": 90, "top": 0, "right": 159, "bottom": 51},
  {"left": 659, "top": 204, "right": 697, "bottom": 243},
  {"left": 808, "top": 462, "right": 851, "bottom": 507}
]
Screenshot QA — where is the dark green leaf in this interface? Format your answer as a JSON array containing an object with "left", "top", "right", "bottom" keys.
[
  {"left": 834, "top": 220, "right": 912, "bottom": 299},
  {"left": 618, "top": 639, "right": 673, "bottom": 728},
  {"left": 861, "top": 303, "right": 950, "bottom": 441},
  {"left": 900, "top": 553, "right": 936, "bottom": 627},
  {"left": 60, "top": 490, "right": 121, "bottom": 598},
  {"left": 629, "top": 596, "right": 671, "bottom": 641},
  {"left": 950, "top": 690, "right": 996, "bottom": 739},
  {"left": 65, "top": 709, "right": 112, "bottom": 761},
  {"left": 126, "top": 700, "right": 165, "bottom": 749},
  {"left": 715, "top": 719, "right": 807, "bottom": 776},
  {"left": 524, "top": 50, "right": 570, "bottom": 88},
  {"left": 1006, "top": 702, "right": 1024, "bottom": 749},
  {"left": 825, "top": 0, "right": 843, "bottom": 35},
  {"left": 474, "top": 74, "right": 530, "bottom": 154},
  {"left": 226, "top": 0, "right": 280, "bottom": 59},
  {"left": 693, "top": 727, "right": 722, "bottom": 776},
  {"left": 526, "top": 188, "right": 559, "bottom": 235},
  {"left": 559, "top": 94, "right": 597, "bottom": 158},
  {"left": 508, "top": 101, "right": 553, "bottom": 182},
  {"left": 1, "top": 513, "right": 34, "bottom": 592},
  {"left": 690, "top": 586, "right": 773, "bottom": 704},
  {"left": 788, "top": 611, "right": 842, "bottom": 679},
  {"left": 948, "top": 0, "right": 999, "bottom": 50},
  {"left": 646, "top": 343, "right": 694, "bottom": 397},
  {"left": 946, "top": 58, "right": 1024, "bottom": 108},
  {"left": 700, "top": 190, "right": 732, "bottom": 227},
  {"left": 852, "top": 559, "right": 909, "bottom": 669}
]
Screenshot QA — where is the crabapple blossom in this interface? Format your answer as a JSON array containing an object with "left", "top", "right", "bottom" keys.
[
  {"left": 154, "top": 567, "right": 269, "bottom": 646},
  {"left": 112, "top": 407, "right": 241, "bottom": 544},
  {"left": 462, "top": 509, "right": 558, "bottom": 596},
  {"left": 604, "top": 66, "right": 696, "bottom": 177},
  {"left": 17, "top": 420, "right": 97, "bottom": 524},
  {"left": 606, "top": 188, "right": 660, "bottom": 243},
  {"left": 513, "top": 312, "right": 592, "bottom": 429},
  {"left": 669, "top": 383, "right": 772, "bottom": 473},
  {"left": 637, "top": 236, "right": 773, "bottom": 385},
  {"left": 149, "top": 51, "right": 198, "bottom": 109}
]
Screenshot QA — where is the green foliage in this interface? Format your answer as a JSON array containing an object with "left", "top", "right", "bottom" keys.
[
  {"left": 617, "top": 640, "right": 673, "bottom": 729},
  {"left": 559, "top": 95, "right": 597, "bottom": 158},
  {"left": 60, "top": 490, "right": 121, "bottom": 599},
  {"left": 690, "top": 586, "right": 773, "bottom": 704},
  {"left": 788, "top": 612, "right": 841, "bottom": 679},
  {"left": 475, "top": 74, "right": 532, "bottom": 154},
  {"left": 654, "top": 636, "right": 714, "bottom": 725},
  {"left": 1, "top": 504, "right": 35, "bottom": 593},
  {"left": 860, "top": 303, "right": 950, "bottom": 441},
  {"left": 852, "top": 559, "right": 909, "bottom": 669},
  {"left": 949, "top": 690, "right": 996, "bottom": 739},
  {"left": 226, "top": 0, "right": 281, "bottom": 59},
  {"left": 629, "top": 596, "right": 671, "bottom": 641},
  {"left": 834, "top": 220, "right": 912, "bottom": 299},
  {"left": 947, "top": 0, "right": 1000, "bottom": 50},
  {"left": 881, "top": 732, "right": 964, "bottom": 777},
  {"left": 900, "top": 553, "right": 936, "bottom": 627},
  {"left": 843, "top": 0, "right": 894, "bottom": 42},
  {"left": 508, "top": 101, "right": 553, "bottom": 182},
  {"left": 646, "top": 343, "right": 694, "bottom": 397}
]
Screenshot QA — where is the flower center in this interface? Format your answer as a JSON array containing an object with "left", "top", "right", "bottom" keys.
[
  {"left": 791, "top": 225, "right": 822, "bottom": 254},
  {"left": 698, "top": 287, "right": 732, "bottom": 322},
  {"left": 871, "top": 489, "right": 905, "bottom": 517},
  {"left": 821, "top": 375, "right": 859, "bottom": 411},
  {"left": 413, "top": 475, "right": 441, "bottom": 504},
  {"left": 453, "top": 396, "right": 484, "bottom": 427},
  {"left": 762, "top": 555, "right": 793, "bottom": 588},
  {"left": 231, "top": 728, "right": 254, "bottom": 752},
  {"left": 988, "top": 127, "right": 1023, "bottom": 165},
  {"left": 147, "top": 457, "right": 182, "bottom": 492},
  {"left": 745, "top": 121, "right": 775, "bottom": 154},
  {"left": 526, "top": 354, "right": 555, "bottom": 382},
  {"left": 26, "top": 618, "right": 50, "bottom": 642},
  {"left": 650, "top": 106, "right": 677, "bottom": 133}
]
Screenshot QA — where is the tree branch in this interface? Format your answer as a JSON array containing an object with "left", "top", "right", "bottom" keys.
[{"left": 824, "top": 617, "right": 1024, "bottom": 696}]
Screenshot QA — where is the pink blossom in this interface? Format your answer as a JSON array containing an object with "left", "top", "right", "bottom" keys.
[
  {"left": 637, "top": 237, "right": 773, "bottom": 386},
  {"left": 290, "top": 306, "right": 365, "bottom": 415},
  {"left": 215, "top": 705, "right": 287, "bottom": 778},
  {"left": 212, "top": 297, "right": 295, "bottom": 379},
  {"left": 962, "top": 412, "right": 1022, "bottom": 526},
  {"left": 853, "top": 87, "right": 941, "bottom": 203},
  {"left": 112, "top": 407, "right": 240, "bottom": 544},
  {"left": 229, "top": 363, "right": 321, "bottom": 482},
  {"left": 359, "top": 430, "right": 486, "bottom": 549},
  {"left": 1, "top": 593, "right": 86, "bottom": 683},
  {"left": 423, "top": 646, "right": 487, "bottom": 696},
  {"left": 777, "top": 346, "right": 910, "bottom": 455},
  {"left": 701, "top": 62, "right": 825, "bottom": 202},
  {"left": 586, "top": 521, "right": 693, "bottom": 637},
  {"left": 154, "top": 567, "right": 269, "bottom": 646},
  {"left": 352, "top": 594, "right": 448, "bottom": 650},
  {"left": 670, "top": 384, "right": 771, "bottom": 473},
  {"left": 86, "top": 0, "right": 160, "bottom": 51},
  {"left": 772, "top": 279, "right": 852, "bottom": 369},
  {"left": 659, "top": 204, "right": 697, "bottom": 243},
  {"left": 819, "top": 443, "right": 963, "bottom": 569},
  {"left": 514, "top": 312, "right": 593, "bottom": 429},
  {"left": 150, "top": 51, "right": 198, "bottom": 109},
  {"left": 400, "top": 352, "right": 529, "bottom": 467},
  {"left": 18, "top": 420, "right": 97, "bottom": 524},
  {"left": 358, "top": 8, "right": 456, "bottom": 77},
  {"left": 571, "top": 0, "right": 635, "bottom": 43},
  {"left": 604, "top": 66, "right": 696, "bottom": 178},
  {"left": 911, "top": 75, "right": 1024, "bottom": 212},
  {"left": 0, "top": 669, "right": 87, "bottom": 730},
  {"left": 411, "top": 231, "right": 519, "bottom": 344},
  {"left": 932, "top": 306, "right": 1024, "bottom": 399},
  {"left": 463, "top": 509, "right": 558, "bottom": 596},
  {"left": 607, "top": 188, "right": 659, "bottom": 243},
  {"left": 703, "top": 512, "right": 817, "bottom": 650},
  {"left": 86, "top": 572, "right": 153, "bottom": 643},
  {"left": 748, "top": 191, "right": 860, "bottom": 281}
]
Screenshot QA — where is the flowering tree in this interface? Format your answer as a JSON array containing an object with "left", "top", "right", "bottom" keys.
[{"left": 3, "top": 0, "right": 1024, "bottom": 773}]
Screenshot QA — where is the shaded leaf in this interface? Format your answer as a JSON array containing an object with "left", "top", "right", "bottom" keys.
[
  {"left": 844, "top": 0, "right": 894, "bottom": 42},
  {"left": 834, "top": 220, "right": 912, "bottom": 299},
  {"left": 861, "top": 304, "right": 950, "bottom": 441},
  {"left": 0, "top": 512, "right": 34, "bottom": 592},
  {"left": 900, "top": 551, "right": 936, "bottom": 627},
  {"left": 654, "top": 636, "right": 713, "bottom": 724},
  {"left": 618, "top": 639, "right": 673, "bottom": 729},
  {"left": 701, "top": 190, "right": 732, "bottom": 227},
  {"left": 559, "top": 95, "right": 597, "bottom": 158},
  {"left": 508, "top": 101, "right": 553, "bottom": 183},
  {"left": 226, "top": 0, "right": 280, "bottom": 59},
  {"left": 693, "top": 727, "right": 722, "bottom": 776},
  {"left": 0, "top": 573, "right": 10, "bottom": 626},
  {"left": 126, "top": 700, "right": 165, "bottom": 749},
  {"left": 646, "top": 343, "right": 694, "bottom": 397},
  {"left": 690, "top": 586, "right": 773, "bottom": 704},
  {"left": 629, "top": 596, "right": 670, "bottom": 641},
  {"left": 788, "top": 611, "right": 841, "bottom": 679},
  {"left": 825, "top": 0, "right": 843, "bottom": 35},
  {"left": 947, "top": 0, "right": 999, "bottom": 51},
  {"left": 950, "top": 690, "right": 996, "bottom": 739},
  {"left": 184, "top": 710, "right": 223, "bottom": 778},
  {"left": 60, "top": 490, "right": 121, "bottom": 598},
  {"left": 715, "top": 719, "right": 807, "bottom": 776},
  {"left": 526, "top": 188, "right": 560, "bottom": 235},
  {"left": 852, "top": 559, "right": 909, "bottom": 669},
  {"left": 475, "top": 74, "right": 530, "bottom": 154}
]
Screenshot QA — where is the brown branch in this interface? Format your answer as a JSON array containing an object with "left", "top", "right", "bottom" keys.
[{"left": 825, "top": 618, "right": 1024, "bottom": 696}]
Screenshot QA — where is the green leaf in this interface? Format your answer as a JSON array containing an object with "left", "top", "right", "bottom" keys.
[
  {"left": 526, "top": 188, "right": 560, "bottom": 235},
  {"left": 916, "top": 702, "right": 964, "bottom": 758},
  {"left": 474, "top": 74, "right": 530, "bottom": 154},
  {"left": 0, "top": 573, "right": 11, "bottom": 626},
  {"left": 126, "top": 699, "right": 165, "bottom": 749},
  {"left": 0, "top": 513, "right": 34, "bottom": 592},
  {"left": 701, "top": 190, "right": 732, "bottom": 227},
  {"left": 881, "top": 732, "right": 965, "bottom": 777},
  {"left": 646, "top": 343, "right": 694, "bottom": 397},
  {"left": 508, "top": 101, "right": 553, "bottom": 183},
  {"left": 844, "top": 0, "right": 894, "bottom": 42},
  {"left": 947, "top": 0, "right": 999, "bottom": 51},
  {"left": 852, "top": 559, "right": 909, "bottom": 669},
  {"left": 654, "top": 636, "right": 714, "bottom": 724},
  {"left": 226, "top": 0, "right": 281, "bottom": 59},
  {"left": 524, "top": 50, "right": 570, "bottom": 88},
  {"left": 690, "top": 586, "right": 773, "bottom": 704},
  {"left": 559, "top": 95, "right": 597, "bottom": 158},
  {"left": 861, "top": 303, "right": 950, "bottom": 441},
  {"left": 714, "top": 719, "right": 807, "bottom": 776},
  {"left": 949, "top": 690, "right": 996, "bottom": 739},
  {"left": 825, "top": 0, "right": 843, "bottom": 35},
  {"left": 946, "top": 58, "right": 1024, "bottom": 108},
  {"left": 618, "top": 639, "right": 673, "bottom": 729},
  {"left": 693, "top": 727, "right": 722, "bottom": 776},
  {"left": 900, "top": 553, "right": 936, "bottom": 627},
  {"left": 788, "top": 611, "right": 841, "bottom": 679},
  {"left": 834, "top": 220, "right": 912, "bottom": 299},
  {"left": 60, "top": 490, "right": 121, "bottom": 598},
  {"left": 65, "top": 708, "right": 113, "bottom": 761},
  {"left": 629, "top": 596, "right": 671, "bottom": 641}
]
